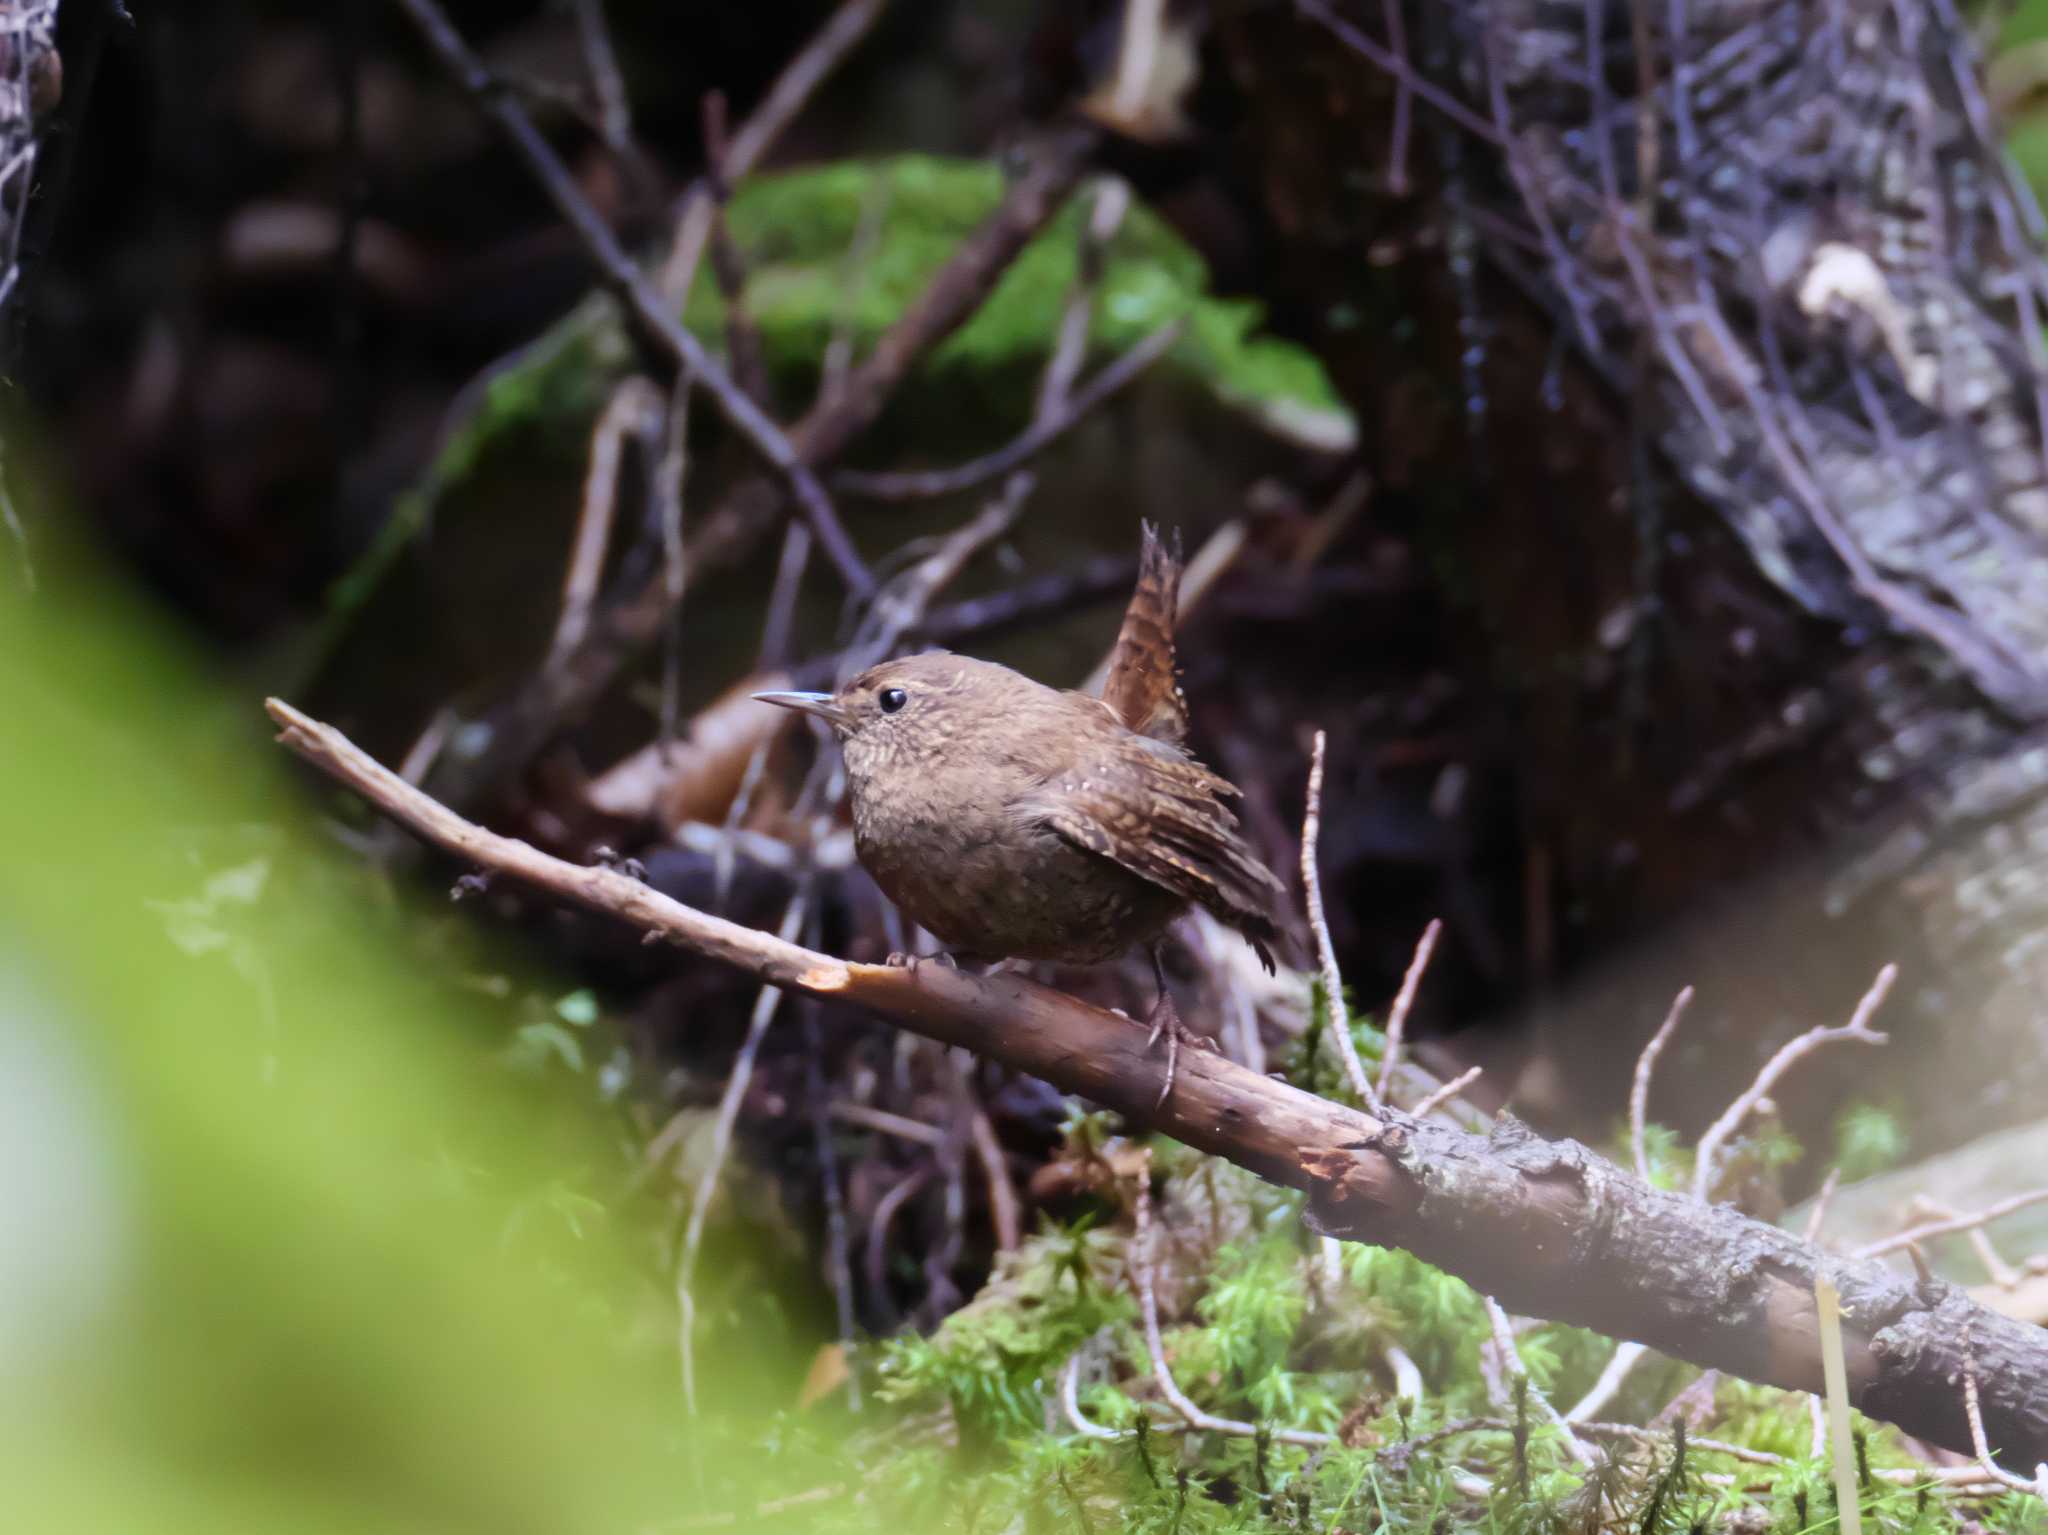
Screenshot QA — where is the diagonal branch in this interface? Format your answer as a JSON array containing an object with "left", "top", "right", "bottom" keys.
[
  {"left": 390, "top": 0, "right": 874, "bottom": 598},
  {"left": 264, "top": 698, "right": 2048, "bottom": 1468}
]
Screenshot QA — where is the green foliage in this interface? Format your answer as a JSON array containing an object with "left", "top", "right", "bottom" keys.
[
  {"left": 879, "top": 1213, "right": 1136, "bottom": 1439},
  {"left": 1832, "top": 1102, "right": 1909, "bottom": 1182},
  {"left": 688, "top": 156, "right": 1353, "bottom": 444}
]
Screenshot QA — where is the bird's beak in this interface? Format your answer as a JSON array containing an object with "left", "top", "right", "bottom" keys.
[{"left": 752, "top": 689, "right": 849, "bottom": 728}]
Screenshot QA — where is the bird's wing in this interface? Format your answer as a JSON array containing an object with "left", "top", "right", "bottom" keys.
[
  {"left": 1023, "top": 739, "right": 1284, "bottom": 971},
  {"left": 1098, "top": 522, "right": 1190, "bottom": 747}
]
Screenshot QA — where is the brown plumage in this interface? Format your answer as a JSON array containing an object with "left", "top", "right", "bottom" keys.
[{"left": 753, "top": 527, "right": 1285, "bottom": 984}]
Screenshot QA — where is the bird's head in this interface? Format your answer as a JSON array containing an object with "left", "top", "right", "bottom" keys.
[{"left": 752, "top": 651, "right": 1020, "bottom": 747}]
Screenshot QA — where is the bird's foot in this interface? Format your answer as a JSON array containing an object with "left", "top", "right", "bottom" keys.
[
  {"left": 1140, "top": 987, "right": 1212, "bottom": 1109},
  {"left": 885, "top": 950, "right": 963, "bottom": 974}
]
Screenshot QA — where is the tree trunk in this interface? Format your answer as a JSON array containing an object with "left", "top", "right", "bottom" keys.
[{"left": 1213, "top": 0, "right": 2048, "bottom": 1148}]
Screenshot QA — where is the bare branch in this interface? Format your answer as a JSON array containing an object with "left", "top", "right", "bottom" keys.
[{"left": 677, "top": 888, "right": 812, "bottom": 1414}]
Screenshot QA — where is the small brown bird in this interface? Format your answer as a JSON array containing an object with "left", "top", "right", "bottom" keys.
[{"left": 754, "top": 526, "right": 1286, "bottom": 1100}]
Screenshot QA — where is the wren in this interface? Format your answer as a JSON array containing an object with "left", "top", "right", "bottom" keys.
[{"left": 754, "top": 526, "right": 1286, "bottom": 1102}]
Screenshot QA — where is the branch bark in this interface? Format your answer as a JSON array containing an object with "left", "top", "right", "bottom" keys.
[{"left": 264, "top": 697, "right": 2048, "bottom": 1469}]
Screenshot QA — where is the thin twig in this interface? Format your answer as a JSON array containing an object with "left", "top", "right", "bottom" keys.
[
  {"left": 1377, "top": 919, "right": 1442, "bottom": 1104},
  {"left": 1411, "top": 1064, "right": 1482, "bottom": 1120},
  {"left": 1111, "top": 0, "right": 1166, "bottom": 126},
  {"left": 391, "top": 0, "right": 874, "bottom": 598},
  {"left": 1692, "top": 965, "right": 1895, "bottom": 1204},
  {"left": 791, "top": 124, "right": 1098, "bottom": 470},
  {"left": 863, "top": 1164, "right": 932, "bottom": 1325},
  {"left": 656, "top": 372, "right": 693, "bottom": 756},
  {"left": 1302, "top": 730, "right": 1374, "bottom": 1106},
  {"left": 677, "top": 884, "right": 814, "bottom": 1413},
  {"left": 700, "top": 92, "right": 770, "bottom": 408},
  {"left": 571, "top": 0, "right": 632, "bottom": 154},
  {"left": 803, "top": 1005, "right": 861, "bottom": 1410},
  {"left": 1060, "top": 1350, "right": 1128, "bottom": 1440},
  {"left": 968, "top": 1107, "right": 1023, "bottom": 1253},
  {"left": 657, "top": 0, "right": 892, "bottom": 306},
  {"left": 820, "top": 173, "right": 893, "bottom": 412},
  {"left": 552, "top": 376, "right": 662, "bottom": 664},
  {"left": 1803, "top": 1167, "right": 1843, "bottom": 1244},
  {"left": 829, "top": 1101, "right": 945, "bottom": 1146},
  {"left": 1037, "top": 176, "right": 1131, "bottom": 421},
  {"left": 834, "top": 319, "right": 1181, "bottom": 501},
  {"left": 1631, "top": 985, "right": 1692, "bottom": 1183},
  {"left": 1960, "top": 1315, "right": 2046, "bottom": 1494},
  {"left": 1858, "top": 1186, "right": 2048, "bottom": 1261},
  {"left": 1565, "top": 1341, "right": 1648, "bottom": 1425},
  {"left": 1292, "top": 0, "right": 1503, "bottom": 145}
]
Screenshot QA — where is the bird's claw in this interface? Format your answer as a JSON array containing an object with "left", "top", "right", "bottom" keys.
[
  {"left": 885, "top": 950, "right": 960, "bottom": 974},
  {"left": 1140, "top": 988, "right": 1210, "bottom": 1109}
]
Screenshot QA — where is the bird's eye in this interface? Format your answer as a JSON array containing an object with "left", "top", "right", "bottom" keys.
[{"left": 878, "top": 687, "right": 908, "bottom": 714}]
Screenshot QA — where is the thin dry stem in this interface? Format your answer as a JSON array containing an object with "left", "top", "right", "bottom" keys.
[
  {"left": 1630, "top": 985, "right": 1692, "bottom": 1183},
  {"left": 658, "top": 0, "right": 891, "bottom": 305},
  {"left": 656, "top": 373, "right": 693, "bottom": 753},
  {"left": 1692, "top": 965, "right": 1895, "bottom": 1203},
  {"left": 677, "top": 889, "right": 812, "bottom": 1413},
  {"left": 1134, "top": 1163, "right": 1333, "bottom": 1448},
  {"left": 833, "top": 320, "right": 1181, "bottom": 502},
  {"left": 829, "top": 1101, "right": 945, "bottom": 1146},
  {"left": 1060, "top": 1350, "right": 1127, "bottom": 1441},
  {"left": 1565, "top": 1341, "right": 1647, "bottom": 1425},
  {"left": 1410, "top": 1065, "right": 1482, "bottom": 1120},
  {"left": 552, "top": 377, "right": 663, "bottom": 664},
  {"left": 1377, "top": 918, "right": 1442, "bottom": 1105},
  {"left": 1037, "top": 176, "right": 1131, "bottom": 421},
  {"left": 1804, "top": 1167, "right": 1843, "bottom": 1244},
  {"left": 571, "top": 0, "right": 632, "bottom": 153},
  {"left": 1111, "top": 0, "right": 1166, "bottom": 125},
  {"left": 968, "top": 1108, "right": 1022, "bottom": 1253},
  {"left": 1302, "top": 730, "right": 1374, "bottom": 1106},
  {"left": 1484, "top": 1296, "right": 1592, "bottom": 1464},
  {"left": 1962, "top": 1316, "right": 2045, "bottom": 1494},
  {"left": 1859, "top": 1186, "right": 2048, "bottom": 1261}
]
